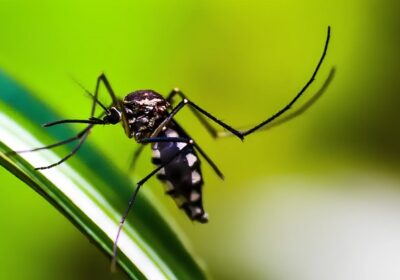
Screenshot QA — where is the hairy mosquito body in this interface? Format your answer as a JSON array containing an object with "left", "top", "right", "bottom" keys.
[
  {"left": 107, "top": 89, "right": 209, "bottom": 222},
  {"left": 9, "top": 26, "right": 332, "bottom": 269},
  {"left": 152, "top": 125, "right": 207, "bottom": 223}
]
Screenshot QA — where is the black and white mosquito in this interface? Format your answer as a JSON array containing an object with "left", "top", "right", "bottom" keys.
[{"left": 11, "top": 27, "right": 331, "bottom": 267}]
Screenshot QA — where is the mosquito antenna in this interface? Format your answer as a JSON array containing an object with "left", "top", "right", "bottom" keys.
[{"left": 70, "top": 76, "right": 110, "bottom": 113}]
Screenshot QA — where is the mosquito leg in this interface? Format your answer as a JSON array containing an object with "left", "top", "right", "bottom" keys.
[
  {"left": 93, "top": 73, "right": 136, "bottom": 137},
  {"left": 38, "top": 74, "right": 120, "bottom": 168},
  {"left": 139, "top": 136, "right": 192, "bottom": 144},
  {"left": 164, "top": 26, "right": 331, "bottom": 141},
  {"left": 92, "top": 74, "right": 119, "bottom": 110},
  {"left": 192, "top": 142, "right": 223, "bottom": 179},
  {"left": 128, "top": 145, "right": 145, "bottom": 172},
  {"left": 217, "top": 67, "right": 336, "bottom": 137},
  {"left": 7, "top": 126, "right": 92, "bottom": 155},
  {"left": 9, "top": 74, "right": 119, "bottom": 168},
  {"left": 134, "top": 99, "right": 224, "bottom": 177},
  {"left": 111, "top": 144, "right": 191, "bottom": 271},
  {"left": 166, "top": 88, "right": 220, "bottom": 138},
  {"left": 149, "top": 97, "right": 245, "bottom": 140},
  {"left": 238, "top": 26, "right": 331, "bottom": 137},
  {"left": 172, "top": 120, "right": 224, "bottom": 179},
  {"left": 149, "top": 100, "right": 187, "bottom": 138},
  {"left": 141, "top": 135, "right": 224, "bottom": 179},
  {"left": 266, "top": 67, "right": 335, "bottom": 128},
  {"left": 34, "top": 125, "right": 93, "bottom": 170}
]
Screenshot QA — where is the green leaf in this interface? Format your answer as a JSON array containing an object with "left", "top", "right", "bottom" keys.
[{"left": 0, "top": 71, "right": 206, "bottom": 280}]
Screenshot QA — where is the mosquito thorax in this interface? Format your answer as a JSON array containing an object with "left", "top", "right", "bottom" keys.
[{"left": 123, "top": 89, "right": 171, "bottom": 141}]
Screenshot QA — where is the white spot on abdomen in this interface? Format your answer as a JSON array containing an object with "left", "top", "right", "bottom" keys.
[
  {"left": 158, "top": 168, "right": 165, "bottom": 175},
  {"left": 165, "top": 128, "right": 187, "bottom": 149},
  {"left": 190, "top": 206, "right": 202, "bottom": 217},
  {"left": 165, "top": 129, "right": 179, "bottom": 138},
  {"left": 186, "top": 153, "right": 197, "bottom": 167},
  {"left": 152, "top": 149, "right": 160, "bottom": 158},
  {"left": 177, "top": 142, "right": 187, "bottom": 150},
  {"left": 191, "top": 171, "right": 201, "bottom": 184},
  {"left": 190, "top": 191, "right": 201, "bottom": 202}
]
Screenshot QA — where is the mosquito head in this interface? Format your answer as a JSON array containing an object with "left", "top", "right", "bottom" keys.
[
  {"left": 123, "top": 90, "right": 171, "bottom": 141},
  {"left": 103, "top": 107, "right": 121, "bottom": 124}
]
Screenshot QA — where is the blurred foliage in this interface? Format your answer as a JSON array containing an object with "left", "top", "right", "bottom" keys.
[{"left": 0, "top": 0, "right": 399, "bottom": 279}]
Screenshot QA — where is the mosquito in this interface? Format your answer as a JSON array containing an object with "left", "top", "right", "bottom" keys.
[{"left": 10, "top": 26, "right": 332, "bottom": 268}]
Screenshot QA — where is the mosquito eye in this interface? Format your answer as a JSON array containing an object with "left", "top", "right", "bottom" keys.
[{"left": 104, "top": 107, "right": 121, "bottom": 124}]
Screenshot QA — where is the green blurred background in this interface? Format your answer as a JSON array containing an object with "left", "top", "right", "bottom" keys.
[{"left": 0, "top": 0, "right": 399, "bottom": 279}]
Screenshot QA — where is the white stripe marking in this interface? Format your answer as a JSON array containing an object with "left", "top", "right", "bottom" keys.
[
  {"left": 165, "top": 129, "right": 179, "bottom": 138},
  {"left": 152, "top": 148, "right": 160, "bottom": 159},
  {"left": 191, "top": 171, "right": 201, "bottom": 184},
  {"left": 186, "top": 153, "right": 197, "bottom": 167},
  {"left": 158, "top": 168, "right": 165, "bottom": 175},
  {"left": 190, "top": 206, "right": 202, "bottom": 217},
  {"left": 177, "top": 142, "right": 186, "bottom": 150},
  {"left": 190, "top": 191, "right": 201, "bottom": 202}
]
